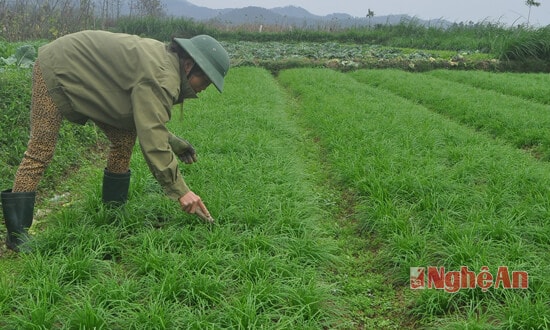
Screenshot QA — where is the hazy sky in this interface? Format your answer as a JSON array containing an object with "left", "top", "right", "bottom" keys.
[{"left": 188, "top": 0, "right": 550, "bottom": 26}]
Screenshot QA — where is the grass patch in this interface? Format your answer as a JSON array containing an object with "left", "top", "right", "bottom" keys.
[
  {"left": 427, "top": 69, "right": 550, "bottom": 104},
  {"left": 351, "top": 69, "right": 550, "bottom": 160},
  {"left": 0, "top": 67, "right": 342, "bottom": 328},
  {"left": 3, "top": 62, "right": 550, "bottom": 328},
  {"left": 278, "top": 68, "right": 550, "bottom": 328}
]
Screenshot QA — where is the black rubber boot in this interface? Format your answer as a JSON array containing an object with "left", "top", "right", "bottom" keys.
[
  {"left": 102, "top": 169, "right": 131, "bottom": 206},
  {"left": 1, "top": 189, "right": 35, "bottom": 252}
]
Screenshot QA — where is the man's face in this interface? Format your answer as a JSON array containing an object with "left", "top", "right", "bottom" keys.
[
  {"left": 188, "top": 72, "right": 211, "bottom": 93},
  {"left": 183, "top": 59, "right": 211, "bottom": 93}
]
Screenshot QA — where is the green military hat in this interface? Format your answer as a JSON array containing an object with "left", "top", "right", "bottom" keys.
[{"left": 174, "top": 35, "right": 230, "bottom": 93}]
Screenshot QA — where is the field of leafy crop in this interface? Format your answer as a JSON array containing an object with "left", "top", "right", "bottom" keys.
[
  {"left": 1, "top": 60, "right": 549, "bottom": 328},
  {"left": 220, "top": 41, "right": 495, "bottom": 72}
]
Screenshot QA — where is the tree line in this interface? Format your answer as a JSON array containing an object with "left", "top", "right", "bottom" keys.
[{"left": 0, "top": 0, "right": 165, "bottom": 41}]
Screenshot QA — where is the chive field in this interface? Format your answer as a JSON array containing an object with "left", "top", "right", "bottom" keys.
[
  {"left": 352, "top": 69, "right": 550, "bottom": 160},
  {"left": 426, "top": 70, "right": 550, "bottom": 105},
  {"left": 280, "top": 68, "right": 550, "bottom": 328},
  {"left": 0, "top": 67, "right": 340, "bottom": 328},
  {"left": 1, "top": 66, "right": 549, "bottom": 329}
]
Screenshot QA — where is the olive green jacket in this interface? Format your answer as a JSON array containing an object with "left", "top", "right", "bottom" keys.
[{"left": 39, "top": 30, "right": 197, "bottom": 200}]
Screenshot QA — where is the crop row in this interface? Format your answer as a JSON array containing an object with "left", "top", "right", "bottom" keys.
[
  {"left": 353, "top": 69, "right": 550, "bottom": 160},
  {"left": 426, "top": 69, "right": 550, "bottom": 105},
  {"left": 278, "top": 68, "right": 550, "bottom": 328}
]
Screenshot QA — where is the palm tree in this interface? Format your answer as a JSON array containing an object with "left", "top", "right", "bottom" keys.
[
  {"left": 366, "top": 8, "right": 375, "bottom": 27},
  {"left": 525, "top": 0, "right": 541, "bottom": 26}
]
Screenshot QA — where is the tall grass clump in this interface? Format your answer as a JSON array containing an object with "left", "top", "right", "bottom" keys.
[
  {"left": 497, "top": 26, "right": 550, "bottom": 61},
  {"left": 216, "top": 19, "right": 521, "bottom": 54},
  {"left": 278, "top": 68, "right": 550, "bottom": 328},
  {"left": 0, "top": 67, "right": 339, "bottom": 328},
  {"left": 365, "top": 19, "right": 505, "bottom": 52}
]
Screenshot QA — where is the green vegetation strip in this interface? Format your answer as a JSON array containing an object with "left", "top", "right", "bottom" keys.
[
  {"left": 278, "top": 68, "right": 550, "bottom": 329},
  {"left": 0, "top": 67, "right": 101, "bottom": 194},
  {"left": 352, "top": 69, "right": 550, "bottom": 160},
  {"left": 427, "top": 69, "right": 550, "bottom": 105},
  {"left": 0, "top": 67, "right": 339, "bottom": 328}
]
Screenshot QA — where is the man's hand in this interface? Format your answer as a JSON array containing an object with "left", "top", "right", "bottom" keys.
[
  {"left": 169, "top": 133, "right": 197, "bottom": 164},
  {"left": 178, "top": 191, "right": 214, "bottom": 223}
]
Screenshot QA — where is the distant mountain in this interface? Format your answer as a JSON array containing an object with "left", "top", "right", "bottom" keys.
[
  {"left": 270, "top": 5, "right": 317, "bottom": 19},
  {"left": 160, "top": 0, "right": 451, "bottom": 28},
  {"left": 209, "top": 6, "right": 286, "bottom": 25},
  {"left": 163, "top": 0, "right": 230, "bottom": 19}
]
